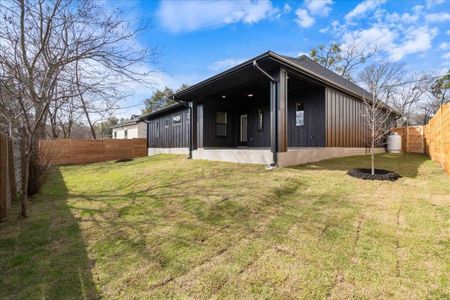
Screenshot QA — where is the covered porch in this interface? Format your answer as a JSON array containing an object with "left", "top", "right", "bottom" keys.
[{"left": 176, "top": 53, "right": 326, "bottom": 166}]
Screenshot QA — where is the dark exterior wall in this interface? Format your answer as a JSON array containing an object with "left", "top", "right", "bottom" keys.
[
  {"left": 147, "top": 108, "right": 190, "bottom": 148},
  {"left": 325, "top": 87, "right": 368, "bottom": 147},
  {"left": 287, "top": 86, "right": 326, "bottom": 147},
  {"left": 200, "top": 95, "right": 271, "bottom": 148}
]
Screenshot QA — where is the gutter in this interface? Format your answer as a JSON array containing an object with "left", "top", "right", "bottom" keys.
[{"left": 253, "top": 59, "right": 278, "bottom": 167}]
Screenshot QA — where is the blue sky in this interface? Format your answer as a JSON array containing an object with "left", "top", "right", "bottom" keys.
[{"left": 113, "top": 0, "right": 450, "bottom": 118}]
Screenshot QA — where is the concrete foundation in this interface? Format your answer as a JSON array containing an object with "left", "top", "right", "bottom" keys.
[
  {"left": 277, "top": 147, "right": 385, "bottom": 167},
  {"left": 192, "top": 148, "right": 273, "bottom": 165},
  {"left": 148, "top": 147, "right": 385, "bottom": 167},
  {"left": 148, "top": 147, "right": 189, "bottom": 156}
]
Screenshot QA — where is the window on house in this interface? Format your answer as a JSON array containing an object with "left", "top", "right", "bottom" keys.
[
  {"left": 296, "top": 101, "right": 305, "bottom": 127},
  {"left": 215, "top": 111, "right": 227, "bottom": 137},
  {"left": 173, "top": 114, "right": 182, "bottom": 126},
  {"left": 155, "top": 121, "right": 160, "bottom": 138},
  {"left": 165, "top": 118, "right": 169, "bottom": 128},
  {"left": 114, "top": 131, "right": 117, "bottom": 139},
  {"left": 257, "top": 109, "right": 264, "bottom": 131},
  {"left": 124, "top": 129, "right": 128, "bottom": 139}
]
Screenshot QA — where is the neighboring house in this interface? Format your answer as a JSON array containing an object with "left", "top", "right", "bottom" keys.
[
  {"left": 111, "top": 118, "right": 147, "bottom": 139},
  {"left": 141, "top": 51, "right": 398, "bottom": 167}
]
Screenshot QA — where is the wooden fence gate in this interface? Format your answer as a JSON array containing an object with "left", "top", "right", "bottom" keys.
[{"left": 393, "top": 103, "right": 450, "bottom": 174}]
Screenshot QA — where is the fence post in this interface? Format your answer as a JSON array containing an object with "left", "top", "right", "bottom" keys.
[{"left": 0, "top": 134, "right": 8, "bottom": 221}]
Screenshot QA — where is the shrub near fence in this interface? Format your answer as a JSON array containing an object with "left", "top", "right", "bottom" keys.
[
  {"left": 0, "top": 133, "right": 23, "bottom": 221},
  {"left": 39, "top": 138, "right": 147, "bottom": 165}
]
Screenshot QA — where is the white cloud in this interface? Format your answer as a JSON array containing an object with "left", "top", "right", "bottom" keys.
[
  {"left": 341, "top": 23, "right": 438, "bottom": 62},
  {"left": 388, "top": 27, "right": 438, "bottom": 61},
  {"left": 345, "top": 0, "right": 386, "bottom": 22},
  {"left": 208, "top": 58, "right": 247, "bottom": 72},
  {"left": 425, "top": 12, "right": 450, "bottom": 23},
  {"left": 442, "top": 52, "right": 450, "bottom": 59},
  {"left": 283, "top": 3, "right": 291, "bottom": 13},
  {"left": 295, "top": 8, "right": 315, "bottom": 28},
  {"left": 447, "top": 29, "right": 450, "bottom": 35},
  {"left": 426, "top": 0, "right": 446, "bottom": 8},
  {"left": 440, "top": 42, "right": 449, "bottom": 50},
  {"left": 319, "top": 27, "right": 329, "bottom": 33},
  {"left": 305, "top": 0, "right": 333, "bottom": 17},
  {"left": 342, "top": 25, "right": 396, "bottom": 52},
  {"left": 157, "top": 0, "right": 279, "bottom": 32}
]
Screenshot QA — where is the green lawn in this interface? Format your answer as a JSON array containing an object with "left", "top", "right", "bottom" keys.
[{"left": 1, "top": 153, "right": 449, "bottom": 299}]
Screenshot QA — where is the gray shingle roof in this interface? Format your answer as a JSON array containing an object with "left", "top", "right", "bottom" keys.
[{"left": 280, "top": 54, "right": 373, "bottom": 100}]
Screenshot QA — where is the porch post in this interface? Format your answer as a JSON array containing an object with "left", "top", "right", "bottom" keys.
[
  {"left": 270, "top": 80, "right": 277, "bottom": 164},
  {"left": 188, "top": 101, "right": 194, "bottom": 159},
  {"left": 277, "top": 68, "right": 288, "bottom": 153}
]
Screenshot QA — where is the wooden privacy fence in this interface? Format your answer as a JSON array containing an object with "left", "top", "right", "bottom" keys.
[
  {"left": 424, "top": 104, "right": 450, "bottom": 173},
  {"left": 39, "top": 138, "right": 147, "bottom": 165},
  {"left": 0, "top": 133, "right": 24, "bottom": 221},
  {"left": 393, "top": 103, "right": 450, "bottom": 174}
]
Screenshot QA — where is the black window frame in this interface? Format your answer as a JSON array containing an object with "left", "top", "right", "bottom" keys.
[
  {"left": 215, "top": 111, "right": 227, "bottom": 137},
  {"left": 124, "top": 129, "right": 128, "bottom": 138},
  {"left": 165, "top": 117, "right": 169, "bottom": 129},
  {"left": 257, "top": 108, "right": 264, "bottom": 131},
  {"left": 172, "top": 114, "right": 182, "bottom": 126},
  {"left": 295, "top": 101, "right": 305, "bottom": 127}
]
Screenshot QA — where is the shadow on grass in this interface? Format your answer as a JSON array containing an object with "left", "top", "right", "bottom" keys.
[
  {"left": 288, "top": 153, "right": 430, "bottom": 178},
  {"left": 0, "top": 168, "right": 98, "bottom": 299}
]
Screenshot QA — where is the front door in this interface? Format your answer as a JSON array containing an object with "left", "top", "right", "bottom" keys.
[{"left": 240, "top": 114, "right": 248, "bottom": 146}]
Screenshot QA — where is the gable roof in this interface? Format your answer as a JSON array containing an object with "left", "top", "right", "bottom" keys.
[
  {"left": 280, "top": 54, "right": 373, "bottom": 100},
  {"left": 173, "top": 51, "right": 398, "bottom": 115},
  {"left": 139, "top": 102, "right": 187, "bottom": 120},
  {"left": 110, "top": 118, "right": 142, "bottom": 129}
]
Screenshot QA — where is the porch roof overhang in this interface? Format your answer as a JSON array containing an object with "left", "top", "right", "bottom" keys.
[{"left": 172, "top": 51, "right": 400, "bottom": 116}]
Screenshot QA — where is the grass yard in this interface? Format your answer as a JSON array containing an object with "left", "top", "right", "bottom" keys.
[{"left": 1, "top": 153, "right": 449, "bottom": 299}]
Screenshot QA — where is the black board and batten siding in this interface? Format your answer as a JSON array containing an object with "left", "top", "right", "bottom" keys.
[
  {"left": 325, "top": 87, "right": 369, "bottom": 147},
  {"left": 147, "top": 108, "right": 190, "bottom": 148},
  {"left": 288, "top": 87, "right": 326, "bottom": 147}
]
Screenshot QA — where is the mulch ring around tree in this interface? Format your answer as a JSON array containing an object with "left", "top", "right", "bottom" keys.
[
  {"left": 115, "top": 158, "right": 133, "bottom": 163},
  {"left": 347, "top": 168, "right": 401, "bottom": 181}
]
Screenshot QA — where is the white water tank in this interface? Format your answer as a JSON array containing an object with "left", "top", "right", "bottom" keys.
[{"left": 387, "top": 133, "right": 402, "bottom": 153}]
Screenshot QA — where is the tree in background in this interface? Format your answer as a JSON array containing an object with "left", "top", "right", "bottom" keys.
[
  {"left": 420, "top": 70, "right": 450, "bottom": 123},
  {"left": 95, "top": 117, "right": 120, "bottom": 139},
  {"left": 310, "top": 41, "right": 377, "bottom": 81},
  {"left": 391, "top": 73, "right": 429, "bottom": 126},
  {"left": 0, "top": 0, "right": 155, "bottom": 217},
  {"left": 359, "top": 61, "right": 403, "bottom": 175},
  {"left": 142, "top": 84, "right": 189, "bottom": 115}
]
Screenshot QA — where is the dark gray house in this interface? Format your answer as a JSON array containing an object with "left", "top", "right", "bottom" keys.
[{"left": 141, "top": 51, "right": 397, "bottom": 167}]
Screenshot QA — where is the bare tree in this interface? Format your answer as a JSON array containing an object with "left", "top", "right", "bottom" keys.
[
  {"left": 310, "top": 41, "right": 377, "bottom": 80},
  {"left": 359, "top": 61, "right": 402, "bottom": 175},
  {"left": 0, "top": 0, "right": 155, "bottom": 217},
  {"left": 392, "top": 74, "right": 430, "bottom": 126}
]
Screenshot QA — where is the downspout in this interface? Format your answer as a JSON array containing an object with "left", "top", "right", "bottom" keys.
[
  {"left": 171, "top": 96, "right": 193, "bottom": 159},
  {"left": 253, "top": 60, "right": 278, "bottom": 167},
  {"left": 142, "top": 119, "right": 151, "bottom": 151}
]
